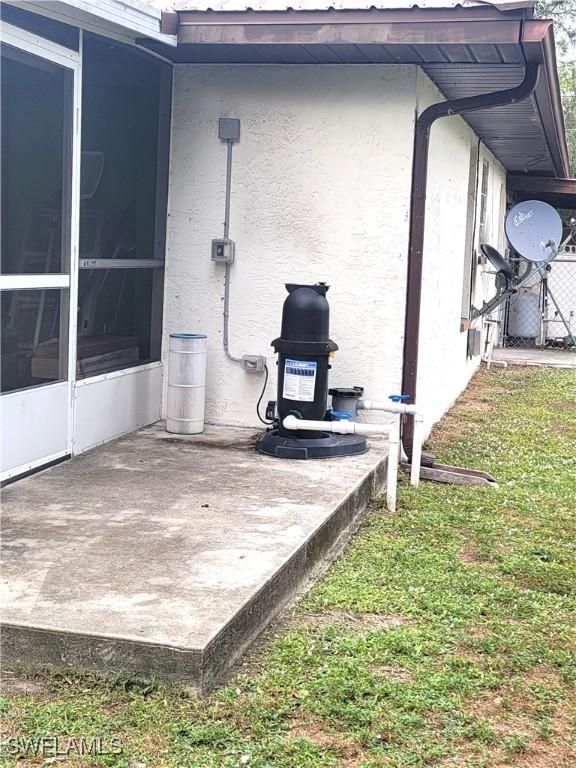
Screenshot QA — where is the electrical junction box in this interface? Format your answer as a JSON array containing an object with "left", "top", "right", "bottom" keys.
[
  {"left": 218, "top": 118, "right": 240, "bottom": 142},
  {"left": 467, "top": 328, "right": 482, "bottom": 357},
  {"left": 211, "top": 238, "right": 235, "bottom": 264},
  {"left": 241, "top": 354, "right": 266, "bottom": 374}
]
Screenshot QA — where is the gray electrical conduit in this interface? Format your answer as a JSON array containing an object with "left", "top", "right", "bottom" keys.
[
  {"left": 222, "top": 139, "right": 242, "bottom": 364},
  {"left": 220, "top": 138, "right": 271, "bottom": 424}
]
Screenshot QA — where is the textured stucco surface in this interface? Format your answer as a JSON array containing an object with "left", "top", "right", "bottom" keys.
[
  {"left": 164, "top": 65, "right": 416, "bottom": 427},
  {"left": 416, "top": 69, "right": 505, "bottom": 430},
  {"left": 164, "top": 64, "right": 504, "bottom": 435}
]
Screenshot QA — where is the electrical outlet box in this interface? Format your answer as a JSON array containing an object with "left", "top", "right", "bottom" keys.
[
  {"left": 467, "top": 328, "right": 482, "bottom": 357},
  {"left": 241, "top": 355, "right": 266, "bottom": 374},
  {"left": 211, "top": 238, "right": 235, "bottom": 264},
  {"left": 218, "top": 118, "right": 240, "bottom": 142}
]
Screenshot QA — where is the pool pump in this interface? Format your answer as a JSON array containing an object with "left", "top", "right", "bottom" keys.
[{"left": 256, "top": 283, "right": 367, "bottom": 459}]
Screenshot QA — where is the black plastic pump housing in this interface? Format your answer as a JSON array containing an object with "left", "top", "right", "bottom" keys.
[
  {"left": 272, "top": 283, "right": 337, "bottom": 434},
  {"left": 280, "top": 283, "right": 332, "bottom": 343},
  {"left": 255, "top": 283, "right": 367, "bottom": 459}
]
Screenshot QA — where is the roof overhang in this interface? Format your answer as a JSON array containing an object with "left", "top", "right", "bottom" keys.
[
  {"left": 508, "top": 175, "right": 576, "bottom": 209},
  {"left": 145, "top": 5, "right": 569, "bottom": 177},
  {"left": 3, "top": 0, "right": 177, "bottom": 46}
]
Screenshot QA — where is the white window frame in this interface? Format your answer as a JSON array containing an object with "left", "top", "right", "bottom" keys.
[
  {"left": 0, "top": 22, "right": 82, "bottom": 479},
  {"left": 478, "top": 159, "right": 491, "bottom": 247},
  {"left": 461, "top": 141, "right": 480, "bottom": 320}
]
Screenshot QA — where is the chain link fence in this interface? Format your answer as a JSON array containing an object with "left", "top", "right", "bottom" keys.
[{"left": 496, "top": 244, "right": 576, "bottom": 352}]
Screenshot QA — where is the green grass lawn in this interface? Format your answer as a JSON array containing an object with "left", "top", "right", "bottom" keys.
[{"left": 1, "top": 367, "right": 575, "bottom": 767}]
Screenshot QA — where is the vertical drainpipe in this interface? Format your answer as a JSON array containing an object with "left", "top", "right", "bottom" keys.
[{"left": 401, "top": 61, "right": 540, "bottom": 458}]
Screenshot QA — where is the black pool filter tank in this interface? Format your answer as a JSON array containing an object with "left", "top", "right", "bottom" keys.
[
  {"left": 256, "top": 283, "right": 367, "bottom": 459},
  {"left": 275, "top": 283, "right": 336, "bottom": 432}
]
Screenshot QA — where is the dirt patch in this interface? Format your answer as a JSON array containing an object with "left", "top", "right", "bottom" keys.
[
  {"left": 524, "top": 664, "right": 563, "bottom": 689},
  {"left": 555, "top": 423, "right": 576, "bottom": 438},
  {"left": 429, "top": 415, "right": 476, "bottom": 450},
  {"left": 436, "top": 748, "right": 486, "bottom": 767},
  {"left": 428, "top": 370, "right": 508, "bottom": 450},
  {"left": 0, "top": 714, "right": 20, "bottom": 738},
  {"left": 501, "top": 704, "right": 576, "bottom": 768},
  {"left": 138, "top": 732, "right": 171, "bottom": 757},
  {"left": 299, "top": 610, "right": 410, "bottom": 632},
  {"left": 506, "top": 742, "right": 575, "bottom": 768},
  {"left": 372, "top": 664, "right": 412, "bottom": 683},
  {"left": 463, "top": 681, "right": 576, "bottom": 767},
  {"left": 458, "top": 545, "right": 484, "bottom": 565},
  {"left": 463, "top": 626, "right": 488, "bottom": 641},
  {"left": 0, "top": 674, "right": 48, "bottom": 697},
  {"left": 286, "top": 718, "right": 367, "bottom": 766},
  {"left": 467, "top": 683, "right": 536, "bottom": 722},
  {"left": 551, "top": 399, "right": 576, "bottom": 414}
]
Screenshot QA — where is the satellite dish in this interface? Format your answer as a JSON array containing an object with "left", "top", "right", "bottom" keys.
[
  {"left": 481, "top": 243, "right": 514, "bottom": 279},
  {"left": 505, "top": 200, "right": 562, "bottom": 263}
]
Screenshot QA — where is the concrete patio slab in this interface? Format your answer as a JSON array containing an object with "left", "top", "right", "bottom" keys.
[
  {"left": 491, "top": 348, "right": 576, "bottom": 368},
  {"left": 1, "top": 424, "right": 387, "bottom": 690}
]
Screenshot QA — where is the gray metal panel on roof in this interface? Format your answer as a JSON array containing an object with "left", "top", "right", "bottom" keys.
[
  {"left": 171, "top": 0, "right": 533, "bottom": 11},
  {"left": 422, "top": 63, "right": 552, "bottom": 173},
  {"left": 423, "top": 63, "right": 526, "bottom": 93},
  {"left": 167, "top": 40, "right": 525, "bottom": 64}
]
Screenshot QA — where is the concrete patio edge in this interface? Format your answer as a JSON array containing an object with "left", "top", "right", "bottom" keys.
[
  {"left": 201, "top": 455, "right": 388, "bottom": 691},
  {"left": 1, "top": 454, "right": 388, "bottom": 692}
]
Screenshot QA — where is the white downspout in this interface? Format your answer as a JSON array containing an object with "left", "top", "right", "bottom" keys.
[{"left": 283, "top": 415, "right": 400, "bottom": 513}]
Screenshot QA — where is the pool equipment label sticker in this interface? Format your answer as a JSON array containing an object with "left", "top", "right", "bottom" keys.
[{"left": 283, "top": 359, "right": 317, "bottom": 402}]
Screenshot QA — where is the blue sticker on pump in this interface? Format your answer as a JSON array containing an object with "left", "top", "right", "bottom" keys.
[{"left": 283, "top": 359, "right": 317, "bottom": 402}]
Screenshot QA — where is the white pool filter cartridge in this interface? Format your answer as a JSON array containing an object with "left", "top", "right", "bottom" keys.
[{"left": 166, "top": 333, "right": 207, "bottom": 434}]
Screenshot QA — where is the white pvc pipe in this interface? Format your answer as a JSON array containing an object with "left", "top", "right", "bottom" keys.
[
  {"left": 386, "top": 421, "right": 400, "bottom": 513},
  {"left": 411, "top": 414, "right": 423, "bottom": 487},
  {"left": 283, "top": 415, "right": 400, "bottom": 512},
  {"left": 357, "top": 399, "right": 424, "bottom": 487},
  {"left": 359, "top": 399, "right": 420, "bottom": 415},
  {"left": 283, "top": 416, "right": 393, "bottom": 436}
]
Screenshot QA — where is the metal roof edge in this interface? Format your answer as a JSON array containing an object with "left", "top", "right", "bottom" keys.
[
  {"left": 168, "top": 4, "right": 530, "bottom": 29},
  {"left": 170, "top": 0, "right": 535, "bottom": 12}
]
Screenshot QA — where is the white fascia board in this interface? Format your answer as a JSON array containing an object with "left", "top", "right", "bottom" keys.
[{"left": 8, "top": 0, "right": 177, "bottom": 45}]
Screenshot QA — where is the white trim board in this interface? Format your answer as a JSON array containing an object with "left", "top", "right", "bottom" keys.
[
  {"left": 3, "top": 0, "right": 177, "bottom": 46},
  {"left": 0, "top": 274, "right": 71, "bottom": 290},
  {"left": 0, "top": 450, "right": 70, "bottom": 484},
  {"left": 74, "top": 360, "right": 162, "bottom": 388},
  {"left": 0, "top": 19, "right": 81, "bottom": 63}
]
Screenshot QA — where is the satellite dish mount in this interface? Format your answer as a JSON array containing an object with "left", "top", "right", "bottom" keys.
[{"left": 471, "top": 200, "right": 573, "bottom": 329}]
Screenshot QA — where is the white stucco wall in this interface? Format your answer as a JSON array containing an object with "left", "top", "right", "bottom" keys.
[
  {"left": 416, "top": 70, "right": 506, "bottom": 430},
  {"left": 164, "top": 65, "right": 416, "bottom": 428}
]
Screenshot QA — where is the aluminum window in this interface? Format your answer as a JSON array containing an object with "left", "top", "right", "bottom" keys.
[{"left": 76, "top": 33, "right": 171, "bottom": 379}]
